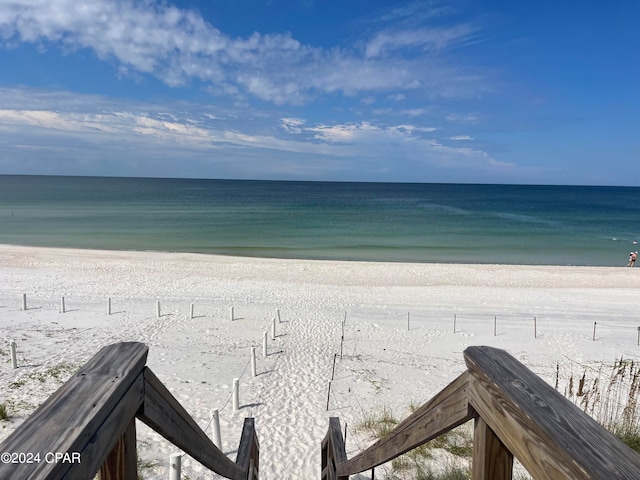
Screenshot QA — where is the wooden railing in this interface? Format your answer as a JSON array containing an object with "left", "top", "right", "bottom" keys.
[
  {"left": 322, "top": 345, "right": 640, "bottom": 480},
  {"left": 0, "top": 342, "right": 259, "bottom": 479}
]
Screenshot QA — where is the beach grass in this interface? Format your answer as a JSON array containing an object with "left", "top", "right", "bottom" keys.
[
  {"left": 0, "top": 403, "right": 8, "bottom": 421},
  {"left": 560, "top": 357, "right": 640, "bottom": 452}
]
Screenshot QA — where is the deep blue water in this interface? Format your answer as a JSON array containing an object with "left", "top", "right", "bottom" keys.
[{"left": 0, "top": 175, "right": 638, "bottom": 266}]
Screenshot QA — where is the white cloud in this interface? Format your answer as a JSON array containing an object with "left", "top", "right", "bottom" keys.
[
  {"left": 449, "top": 135, "right": 473, "bottom": 140},
  {"left": 0, "top": 0, "right": 491, "bottom": 104}
]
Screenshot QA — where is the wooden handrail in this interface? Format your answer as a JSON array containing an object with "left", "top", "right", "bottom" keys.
[
  {"left": 0, "top": 342, "right": 259, "bottom": 480},
  {"left": 323, "top": 345, "right": 640, "bottom": 479}
]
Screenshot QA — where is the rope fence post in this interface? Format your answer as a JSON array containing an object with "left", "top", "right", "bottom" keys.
[
  {"left": 534, "top": 317, "right": 537, "bottom": 339},
  {"left": 251, "top": 347, "right": 257, "bottom": 377},
  {"left": 277, "top": 309, "right": 281, "bottom": 323},
  {"left": 331, "top": 353, "right": 337, "bottom": 381},
  {"left": 262, "top": 331, "right": 268, "bottom": 357},
  {"left": 10, "top": 340, "right": 17, "bottom": 369},
  {"left": 494, "top": 316, "right": 497, "bottom": 336},
  {"left": 156, "top": 301, "right": 161, "bottom": 319},
  {"left": 453, "top": 314, "right": 456, "bottom": 333},
  {"left": 107, "top": 297, "right": 112, "bottom": 316},
  {"left": 60, "top": 296, "right": 65, "bottom": 314},
  {"left": 22, "top": 293, "right": 27, "bottom": 311},
  {"left": 190, "top": 303, "right": 194, "bottom": 319},
  {"left": 272, "top": 317, "right": 276, "bottom": 340},
  {"left": 230, "top": 306, "right": 234, "bottom": 321},
  {"left": 232, "top": 378, "right": 240, "bottom": 411},
  {"left": 211, "top": 409, "right": 222, "bottom": 449},
  {"left": 593, "top": 321, "right": 597, "bottom": 341},
  {"left": 169, "top": 453, "right": 181, "bottom": 480},
  {"left": 407, "top": 312, "right": 410, "bottom": 331}
]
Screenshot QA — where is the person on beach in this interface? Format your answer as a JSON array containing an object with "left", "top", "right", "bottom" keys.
[{"left": 629, "top": 251, "right": 637, "bottom": 267}]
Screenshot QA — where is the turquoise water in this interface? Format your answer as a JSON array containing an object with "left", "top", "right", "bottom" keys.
[{"left": 0, "top": 175, "right": 638, "bottom": 266}]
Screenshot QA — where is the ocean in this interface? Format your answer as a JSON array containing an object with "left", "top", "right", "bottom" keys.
[{"left": 0, "top": 175, "right": 638, "bottom": 266}]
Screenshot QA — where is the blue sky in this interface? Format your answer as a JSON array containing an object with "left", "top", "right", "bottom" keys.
[{"left": 0, "top": 1, "right": 638, "bottom": 185}]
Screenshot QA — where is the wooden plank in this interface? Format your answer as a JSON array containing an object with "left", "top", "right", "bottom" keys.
[
  {"left": 236, "top": 417, "right": 259, "bottom": 476},
  {"left": 465, "top": 345, "right": 640, "bottom": 479},
  {"left": 0, "top": 342, "right": 148, "bottom": 480},
  {"left": 472, "top": 415, "right": 512, "bottom": 480},
  {"left": 337, "top": 372, "right": 473, "bottom": 476},
  {"left": 99, "top": 418, "right": 138, "bottom": 480},
  {"left": 138, "top": 367, "right": 246, "bottom": 480}
]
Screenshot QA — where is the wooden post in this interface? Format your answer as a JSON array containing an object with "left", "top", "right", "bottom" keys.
[
  {"left": 251, "top": 347, "right": 257, "bottom": 377},
  {"left": 340, "top": 335, "right": 344, "bottom": 360},
  {"left": 156, "top": 301, "right": 161, "bottom": 318},
  {"left": 534, "top": 317, "right": 537, "bottom": 339},
  {"left": 472, "top": 416, "right": 513, "bottom": 480},
  {"left": 190, "top": 303, "right": 194, "bottom": 319},
  {"left": 233, "top": 378, "right": 240, "bottom": 411},
  {"left": 262, "top": 331, "right": 267, "bottom": 357},
  {"left": 169, "top": 453, "right": 181, "bottom": 480},
  {"left": 344, "top": 422, "right": 347, "bottom": 447},
  {"left": 211, "top": 409, "right": 222, "bottom": 449},
  {"left": 277, "top": 309, "right": 281, "bottom": 323},
  {"left": 230, "top": 306, "right": 234, "bottom": 321},
  {"left": 272, "top": 317, "right": 276, "bottom": 340},
  {"left": 454, "top": 313, "right": 456, "bottom": 333},
  {"left": 494, "top": 316, "right": 497, "bottom": 336},
  {"left": 593, "top": 321, "right": 597, "bottom": 341},
  {"left": 61, "top": 296, "right": 66, "bottom": 314},
  {"left": 407, "top": 312, "right": 410, "bottom": 331},
  {"left": 10, "top": 340, "right": 17, "bottom": 369},
  {"left": 99, "top": 417, "right": 137, "bottom": 480},
  {"left": 22, "top": 293, "right": 27, "bottom": 311},
  {"left": 107, "top": 297, "right": 112, "bottom": 316},
  {"left": 637, "top": 327, "right": 640, "bottom": 346},
  {"left": 331, "top": 353, "right": 337, "bottom": 380},
  {"left": 326, "top": 381, "right": 332, "bottom": 411}
]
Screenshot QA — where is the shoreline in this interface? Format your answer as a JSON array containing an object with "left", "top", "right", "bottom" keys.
[
  {"left": 1, "top": 243, "right": 639, "bottom": 478},
  {"left": 1, "top": 243, "right": 638, "bottom": 289}
]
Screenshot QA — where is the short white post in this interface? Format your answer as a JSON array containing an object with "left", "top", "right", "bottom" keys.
[
  {"left": 60, "top": 296, "right": 66, "bottom": 314},
  {"left": 156, "top": 301, "right": 161, "bottom": 318},
  {"left": 211, "top": 409, "right": 222, "bottom": 449},
  {"left": 232, "top": 378, "right": 240, "bottom": 411},
  {"left": 251, "top": 347, "right": 257, "bottom": 377},
  {"left": 272, "top": 317, "right": 276, "bottom": 340},
  {"left": 10, "top": 340, "right": 17, "bottom": 369},
  {"left": 190, "top": 303, "right": 194, "bottom": 319},
  {"left": 262, "top": 331, "right": 268, "bottom": 357},
  {"left": 22, "top": 293, "right": 27, "bottom": 311},
  {"left": 277, "top": 309, "right": 281, "bottom": 323},
  {"left": 230, "top": 306, "right": 234, "bottom": 321},
  {"left": 107, "top": 297, "right": 112, "bottom": 315},
  {"left": 169, "top": 453, "right": 181, "bottom": 480}
]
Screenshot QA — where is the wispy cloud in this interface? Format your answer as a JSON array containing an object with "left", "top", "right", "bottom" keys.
[
  {"left": 0, "top": 0, "right": 490, "bottom": 104},
  {"left": 0, "top": 86, "right": 511, "bottom": 179}
]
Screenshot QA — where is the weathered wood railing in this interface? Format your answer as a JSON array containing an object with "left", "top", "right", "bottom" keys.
[
  {"left": 323, "top": 345, "right": 640, "bottom": 479},
  {"left": 0, "top": 342, "right": 259, "bottom": 479}
]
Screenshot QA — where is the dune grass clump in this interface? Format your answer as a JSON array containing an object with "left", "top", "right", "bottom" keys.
[
  {"left": 0, "top": 402, "right": 8, "bottom": 421},
  {"left": 355, "top": 404, "right": 475, "bottom": 479},
  {"left": 559, "top": 357, "right": 640, "bottom": 452}
]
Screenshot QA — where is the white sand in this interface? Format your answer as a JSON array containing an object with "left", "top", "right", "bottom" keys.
[{"left": 1, "top": 244, "right": 640, "bottom": 479}]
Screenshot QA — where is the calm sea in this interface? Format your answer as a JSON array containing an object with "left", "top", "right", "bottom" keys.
[{"left": 0, "top": 175, "right": 638, "bottom": 266}]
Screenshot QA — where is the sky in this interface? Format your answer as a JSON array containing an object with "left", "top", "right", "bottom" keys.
[{"left": 0, "top": 1, "right": 638, "bottom": 185}]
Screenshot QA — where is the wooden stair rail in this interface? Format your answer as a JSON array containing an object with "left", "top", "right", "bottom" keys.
[
  {"left": 323, "top": 345, "right": 640, "bottom": 479},
  {"left": 0, "top": 342, "right": 259, "bottom": 480}
]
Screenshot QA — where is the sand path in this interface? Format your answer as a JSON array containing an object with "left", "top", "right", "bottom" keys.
[{"left": 246, "top": 308, "right": 338, "bottom": 478}]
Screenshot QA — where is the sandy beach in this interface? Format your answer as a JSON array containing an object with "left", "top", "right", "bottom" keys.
[{"left": 1, "top": 244, "right": 640, "bottom": 479}]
